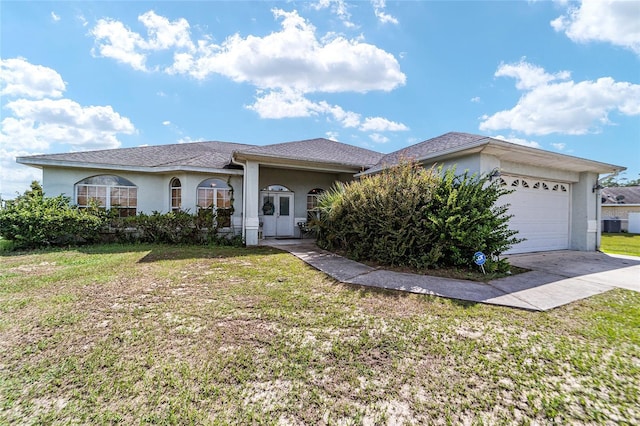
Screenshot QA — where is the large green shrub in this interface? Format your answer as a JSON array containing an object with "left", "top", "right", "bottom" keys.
[
  {"left": 314, "top": 162, "right": 521, "bottom": 271},
  {"left": 0, "top": 181, "right": 107, "bottom": 249}
]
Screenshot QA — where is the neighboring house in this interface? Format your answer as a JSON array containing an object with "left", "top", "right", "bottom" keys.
[
  {"left": 17, "top": 132, "right": 625, "bottom": 254},
  {"left": 601, "top": 186, "right": 640, "bottom": 232}
]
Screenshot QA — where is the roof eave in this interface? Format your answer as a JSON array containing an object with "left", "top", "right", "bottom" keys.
[
  {"left": 358, "top": 137, "right": 626, "bottom": 176},
  {"left": 16, "top": 157, "right": 244, "bottom": 175},
  {"left": 483, "top": 139, "right": 626, "bottom": 174},
  {"left": 233, "top": 151, "right": 368, "bottom": 173}
]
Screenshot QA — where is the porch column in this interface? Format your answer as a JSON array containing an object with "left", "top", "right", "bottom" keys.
[
  {"left": 570, "top": 171, "right": 599, "bottom": 251},
  {"left": 244, "top": 161, "right": 260, "bottom": 246}
]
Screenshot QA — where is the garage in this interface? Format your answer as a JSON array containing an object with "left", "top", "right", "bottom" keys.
[{"left": 500, "top": 175, "right": 570, "bottom": 254}]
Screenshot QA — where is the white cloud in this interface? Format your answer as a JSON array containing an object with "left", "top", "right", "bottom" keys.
[
  {"left": 372, "top": 0, "right": 398, "bottom": 25},
  {"left": 247, "top": 89, "right": 361, "bottom": 128},
  {"left": 0, "top": 58, "right": 136, "bottom": 196},
  {"left": 91, "top": 11, "right": 194, "bottom": 71},
  {"left": 177, "top": 136, "right": 205, "bottom": 144},
  {"left": 325, "top": 131, "right": 339, "bottom": 141},
  {"left": 1, "top": 57, "right": 66, "bottom": 99},
  {"left": 312, "top": 0, "right": 356, "bottom": 28},
  {"left": 90, "top": 9, "right": 405, "bottom": 94},
  {"left": 359, "top": 116, "right": 408, "bottom": 132},
  {"left": 137, "top": 10, "right": 194, "bottom": 51},
  {"left": 551, "top": 0, "right": 640, "bottom": 55},
  {"left": 88, "top": 9, "right": 406, "bottom": 135},
  {"left": 77, "top": 13, "right": 88, "bottom": 27},
  {"left": 51, "top": 12, "right": 61, "bottom": 22},
  {"left": 492, "top": 134, "right": 542, "bottom": 149},
  {"left": 471, "top": 96, "right": 481, "bottom": 103},
  {"left": 91, "top": 18, "right": 149, "bottom": 71},
  {"left": 480, "top": 60, "right": 640, "bottom": 135},
  {"left": 551, "top": 142, "right": 567, "bottom": 151},
  {"left": 2, "top": 98, "right": 134, "bottom": 149},
  {"left": 247, "top": 89, "right": 323, "bottom": 119},
  {"left": 369, "top": 133, "right": 389, "bottom": 144},
  {"left": 247, "top": 89, "right": 408, "bottom": 133},
  {"left": 494, "top": 59, "right": 571, "bottom": 90},
  {"left": 162, "top": 120, "right": 171, "bottom": 126},
  {"left": 168, "top": 9, "right": 405, "bottom": 94}
]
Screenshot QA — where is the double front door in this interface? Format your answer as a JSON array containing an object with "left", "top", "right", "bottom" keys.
[{"left": 260, "top": 192, "right": 294, "bottom": 237}]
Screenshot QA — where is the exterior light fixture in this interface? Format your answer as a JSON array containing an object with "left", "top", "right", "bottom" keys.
[{"left": 489, "top": 169, "right": 501, "bottom": 181}]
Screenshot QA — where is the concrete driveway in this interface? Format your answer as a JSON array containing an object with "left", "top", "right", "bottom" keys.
[
  {"left": 497, "top": 251, "right": 640, "bottom": 310},
  {"left": 263, "top": 240, "right": 640, "bottom": 311}
]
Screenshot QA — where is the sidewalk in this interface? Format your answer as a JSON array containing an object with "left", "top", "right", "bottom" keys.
[{"left": 261, "top": 239, "right": 640, "bottom": 311}]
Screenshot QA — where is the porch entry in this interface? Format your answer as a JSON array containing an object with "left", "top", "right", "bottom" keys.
[{"left": 260, "top": 186, "right": 294, "bottom": 238}]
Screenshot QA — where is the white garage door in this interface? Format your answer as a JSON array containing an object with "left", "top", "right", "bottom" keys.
[{"left": 500, "top": 175, "right": 570, "bottom": 254}]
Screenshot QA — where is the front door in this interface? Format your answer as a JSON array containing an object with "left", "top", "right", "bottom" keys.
[{"left": 260, "top": 192, "right": 294, "bottom": 237}]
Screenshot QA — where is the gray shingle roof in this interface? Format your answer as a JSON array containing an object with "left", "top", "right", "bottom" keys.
[
  {"left": 601, "top": 186, "right": 640, "bottom": 204},
  {"left": 18, "top": 137, "right": 383, "bottom": 172},
  {"left": 365, "top": 132, "right": 490, "bottom": 174},
  {"left": 19, "top": 141, "right": 255, "bottom": 170},
  {"left": 237, "top": 138, "right": 384, "bottom": 168}
]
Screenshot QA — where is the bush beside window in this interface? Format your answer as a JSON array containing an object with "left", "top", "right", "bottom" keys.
[
  {"left": 0, "top": 181, "right": 106, "bottom": 249},
  {"left": 0, "top": 182, "right": 242, "bottom": 249}
]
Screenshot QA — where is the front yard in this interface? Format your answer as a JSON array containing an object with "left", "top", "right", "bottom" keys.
[
  {"left": 601, "top": 232, "right": 640, "bottom": 257},
  {"left": 1, "top": 244, "right": 639, "bottom": 424}
]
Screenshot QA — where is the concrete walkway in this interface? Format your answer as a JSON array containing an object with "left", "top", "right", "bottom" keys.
[{"left": 261, "top": 239, "right": 640, "bottom": 311}]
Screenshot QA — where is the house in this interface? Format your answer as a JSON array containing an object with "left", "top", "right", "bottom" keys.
[
  {"left": 601, "top": 186, "right": 640, "bottom": 232},
  {"left": 17, "top": 132, "right": 625, "bottom": 254}
]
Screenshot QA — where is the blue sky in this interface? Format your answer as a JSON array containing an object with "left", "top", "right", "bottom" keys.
[{"left": 1, "top": 0, "right": 639, "bottom": 199}]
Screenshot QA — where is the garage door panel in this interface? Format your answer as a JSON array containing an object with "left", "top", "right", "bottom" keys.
[{"left": 501, "top": 176, "right": 570, "bottom": 254}]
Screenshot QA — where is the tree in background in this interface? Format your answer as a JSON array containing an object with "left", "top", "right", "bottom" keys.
[{"left": 600, "top": 173, "right": 640, "bottom": 187}]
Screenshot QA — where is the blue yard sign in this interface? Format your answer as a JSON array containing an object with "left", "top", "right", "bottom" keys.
[
  {"left": 473, "top": 252, "right": 486, "bottom": 265},
  {"left": 473, "top": 251, "right": 487, "bottom": 274}
]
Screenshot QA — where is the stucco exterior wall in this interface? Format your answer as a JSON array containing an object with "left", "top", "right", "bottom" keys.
[
  {"left": 499, "top": 160, "right": 580, "bottom": 183},
  {"left": 570, "top": 172, "right": 599, "bottom": 251},
  {"left": 41, "top": 167, "right": 244, "bottom": 230},
  {"left": 426, "top": 155, "right": 482, "bottom": 175}
]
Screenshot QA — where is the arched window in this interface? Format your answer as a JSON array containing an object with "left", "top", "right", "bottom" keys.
[
  {"left": 76, "top": 175, "right": 137, "bottom": 217},
  {"left": 261, "top": 184, "right": 291, "bottom": 192},
  {"left": 306, "top": 188, "right": 324, "bottom": 221},
  {"left": 170, "top": 178, "right": 182, "bottom": 212},
  {"left": 197, "top": 178, "right": 232, "bottom": 227}
]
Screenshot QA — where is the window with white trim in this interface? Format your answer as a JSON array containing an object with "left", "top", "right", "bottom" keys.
[
  {"left": 170, "top": 178, "right": 182, "bottom": 212},
  {"left": 197, "top": 178, "right": 232, "bottom": 227},
  {"left": 76, "top": 175, "right": 137, "bottom": 217},
  {"left": 306, "top": 188, "right": 324, "bottom": 221}
]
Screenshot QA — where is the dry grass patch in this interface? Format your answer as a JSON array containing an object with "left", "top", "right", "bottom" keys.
[{"left": 1, "top": 244, "right": 638, "bottom": 424}]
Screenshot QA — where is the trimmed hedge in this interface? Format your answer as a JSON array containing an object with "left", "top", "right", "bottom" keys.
[
  {"left": 314, "top": 161, "right": 521, "bottom": 271},
  {"left": 108, "top": 209, "right": 242, "bottom": 246}
]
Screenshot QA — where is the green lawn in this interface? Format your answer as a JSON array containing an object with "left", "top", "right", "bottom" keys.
[
  {"left": 1, "top": 244, "right": 638, "bottom": 424},
  {"left": 601, "top": 232, "right": 640, "bottom": 257}
]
